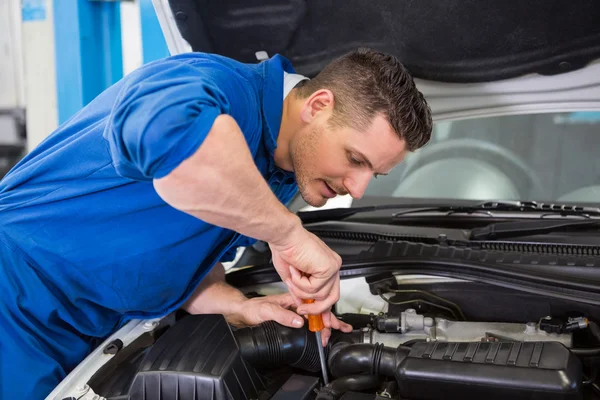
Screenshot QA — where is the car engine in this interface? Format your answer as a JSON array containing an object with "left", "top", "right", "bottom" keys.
[{"left": 87, "top": 302, "right": 600, "bottom": 400}]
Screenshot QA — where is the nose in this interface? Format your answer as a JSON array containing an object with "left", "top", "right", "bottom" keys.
[{"left": 342, "top": 170, "right": 372, "bottom": 199}]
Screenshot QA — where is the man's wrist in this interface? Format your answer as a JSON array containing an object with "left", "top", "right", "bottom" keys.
[
  {"left": 265, "top": 208, "right": 303, "bottom": 248},
  {"left": 222, "top": 296, "right": 249, "bottom": 327},
  {"left": 184, "top": 280, "right": 247, "bottom": 316}
]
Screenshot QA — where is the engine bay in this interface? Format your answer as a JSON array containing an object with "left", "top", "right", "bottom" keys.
[{"left": 83, "top": 277, "right": 600, "bottom": 400}]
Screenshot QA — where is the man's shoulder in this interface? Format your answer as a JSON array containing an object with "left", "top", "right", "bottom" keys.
[
  {"left": 139, "top": 52, "right": 262, "bottom": 83},
  {"left": 140, "top": 52, "right": 296, "bottom": 82}
]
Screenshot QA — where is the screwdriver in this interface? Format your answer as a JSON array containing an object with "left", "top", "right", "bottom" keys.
[{"left": 302, "top": 298, "right": 329, "bottom": 385}]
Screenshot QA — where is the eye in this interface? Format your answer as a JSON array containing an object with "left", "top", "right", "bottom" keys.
[{"left": 348, "top": 153, "right": 362, "bottom": 166}]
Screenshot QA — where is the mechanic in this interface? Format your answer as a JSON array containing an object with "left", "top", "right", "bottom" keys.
[{"left": 0, "top": 48, "right": 432, "bottom": 399}]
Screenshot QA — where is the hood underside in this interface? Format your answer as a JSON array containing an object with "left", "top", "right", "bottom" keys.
[{"left": 158, "top": 0, "right": 600, "bottom": 83}]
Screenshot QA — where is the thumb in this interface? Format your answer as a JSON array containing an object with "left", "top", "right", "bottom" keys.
[{"left": 258, "top": 300, "right": 304, "bottom": 329}]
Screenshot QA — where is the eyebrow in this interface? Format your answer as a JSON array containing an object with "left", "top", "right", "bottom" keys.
[{"left": 354, "top": 150, "right": 388, "bottom": 176}]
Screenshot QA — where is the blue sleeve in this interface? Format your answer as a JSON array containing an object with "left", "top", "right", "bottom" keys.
[{"left": 105, "top": 60, "right": 231, "bottom": 180}]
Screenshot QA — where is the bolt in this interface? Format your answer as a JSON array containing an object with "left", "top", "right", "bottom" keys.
[
  {"left": 437, "top": 319, "right": 448, "bottom": 330},
  {"left": 559, "top": 61, "right": 571, "bottom": 70},
  {"left": 406, "top": 309, "right": 416, "bottom": 314},
  {"left": 424, "top": 317, "right": 434, "bottom": 327},
  {"left": 103, "top": 339, "right": 123, "bottom": 355},
  {"left": 75, "top": 385, "right": 89, "bottom": 395},
  {"left": 525, "top": 322, "right": 537, "bottom": 334},
  {"left": 143, "top": 320, "right": 158, "bottom": 330}
]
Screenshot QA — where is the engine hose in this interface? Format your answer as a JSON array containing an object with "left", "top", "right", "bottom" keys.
[
  {"left": 327, "top": 342, "right": 409, "bottom": 378},
  {"left": 588, "top": 321, "right": 600, "bottom": 343},
  {"left": 571, "top": 347, "right": 600, "bottom": 357},
  {"left": 233, "top": 322, "right": 363, "bottom": 372},
  {"left": 315, "top": 375, "right": 381, "bottom": 400},
  {"left": 233, "top": 321, "right": 321, "bottom": 372}
]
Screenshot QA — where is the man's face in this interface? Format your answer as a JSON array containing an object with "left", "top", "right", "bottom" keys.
[{"left": 290, "top": 113, "right": 408, "bottom": 207}]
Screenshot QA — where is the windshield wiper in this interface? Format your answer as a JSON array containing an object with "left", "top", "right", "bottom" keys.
[
  {"left": 470, "top": 219, "right": 600, "bottom": 240},
  {"left": 297, "top": 200, "right": 600, "bottom": 224},
  {"left": 393, "top": 201, "right": 600, "bottom": 218},
  {"left": 297, "top": 204, "right": 406, "bottom": 223}
]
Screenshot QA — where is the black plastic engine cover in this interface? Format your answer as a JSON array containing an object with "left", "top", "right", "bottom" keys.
[
  {"left": 127, "top": 314, "right": 265, "bottom": 400},
  {"left": 397, "top": 341, "right": 582, "bottom": 400}
]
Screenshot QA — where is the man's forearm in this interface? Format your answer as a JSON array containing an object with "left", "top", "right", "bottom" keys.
[
  {"left": 182, "top": 262, "right": 247, "bottom": 319},
  {"left": 153, "top": 114, "right": 300, "bottom": 246}
]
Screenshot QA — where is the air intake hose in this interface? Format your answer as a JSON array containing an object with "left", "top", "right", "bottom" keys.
[
  {"left": 233, "top": 321, "right": 362, "bottom": 372},
  {"left": 234, "top": 321, "right": 316, "bottom": 372},
  {"left": 315, "top": 375, "right": 381, "bottom": 400},
  {"left": 327, "top": 342, "right": 409, "bottom": 378}
]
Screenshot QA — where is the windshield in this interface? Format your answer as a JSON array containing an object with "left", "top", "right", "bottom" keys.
[{"left": 363, "top": 111, "right": 600, "bottom": 205}]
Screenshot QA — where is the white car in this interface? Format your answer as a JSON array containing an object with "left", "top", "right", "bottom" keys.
[{"left": 47, "top": 1, "right": 600, "bottom": 399}]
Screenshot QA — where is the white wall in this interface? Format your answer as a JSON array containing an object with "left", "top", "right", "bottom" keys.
[
  {"left": 0, "top": 0, "right": 25, "bottom": 111},
  {"left": 120, "top": 0, "right": 144, "bottom": 76},
  {"left": 0, "top": 0, "right": 26, "bottom": 145},
  {"left": 20, "top": 0, "right": 58, "bottom": 151}
]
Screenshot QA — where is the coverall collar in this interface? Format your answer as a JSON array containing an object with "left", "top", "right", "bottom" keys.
[{"left": 261, "top": 54, "right": 298, "bottom": 158}]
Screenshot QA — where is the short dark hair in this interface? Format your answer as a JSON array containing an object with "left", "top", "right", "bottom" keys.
[{"left": 296, "top": 48, "right": 432, "bottom": 151}]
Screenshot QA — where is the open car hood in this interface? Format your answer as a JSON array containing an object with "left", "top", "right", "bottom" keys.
[{"left": 151, "top": 0, "right": 600, "bottom": 120}]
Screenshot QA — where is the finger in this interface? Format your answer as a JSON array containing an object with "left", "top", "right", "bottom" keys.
[
  {"left": 330, "top": 313, "right": 353, "bottom": 333},
  {"left": 269, "top": 293, "right": 299, "bottom": 309},
  {"left": 322, "top": 310, "right": 332, "bottom": 328},
  {"left": 296, "top": 276, "right": 340, "bottom": 315},
  {"left": 257, "top": 302, "right": 304, "bottom": 329},
  {"left": 289, "top": 266, "right": 316, "bottom": 292},
  {"left": 283, "top": 279, "right": 312, "bottom": 304},
  {"left": 290, "top": 270, "right": 333, "bottom": 295},
  {"left": 296, "top": 298, "right": 335, "bottom": 315},
  {"left": 285, "top": 278, "right": 329, "bottom": 302},
  {"left": 289, "top": 265, "right": 302, "bottom": 281},
  {"left": 283, "top": 282, "right": 303, "bottom": 307},
  {"left": 289, "top": 275, "right": 335, "bottom": 300},
  {"left": 321, "top": 328, "right": 331, "bottom": 347}
]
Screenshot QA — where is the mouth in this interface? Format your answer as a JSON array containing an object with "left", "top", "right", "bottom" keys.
[{"left": 321, "top": 180, "right": 338, "bottom": 198}]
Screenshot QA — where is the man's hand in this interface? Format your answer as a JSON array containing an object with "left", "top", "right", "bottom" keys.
[
  {"left": 225, "top": 293, "right": 353, "bottom": 346},
  {"left": 269, "top": 226, "right": 342, "bottom": 316},
  {"left": 182, "top": 262, "right": 352, "bottom": 346}
]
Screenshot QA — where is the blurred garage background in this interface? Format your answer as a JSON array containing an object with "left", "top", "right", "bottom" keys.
[{"left": 0, "top": 0, "right": 169, "bottom": 179}]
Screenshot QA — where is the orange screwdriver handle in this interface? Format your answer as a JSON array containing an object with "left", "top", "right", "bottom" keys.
[{"left": 302, "top": 299, "right": 325, "bottom": 332}]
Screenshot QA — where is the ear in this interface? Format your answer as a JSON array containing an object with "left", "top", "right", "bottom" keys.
[{"left": 299, "top": 89, "right": 334, "bottom": 124}]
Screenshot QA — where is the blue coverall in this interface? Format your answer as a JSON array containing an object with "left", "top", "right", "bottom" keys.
[{"left": 0, "top": 52, "right": 299, "bottom": 399}]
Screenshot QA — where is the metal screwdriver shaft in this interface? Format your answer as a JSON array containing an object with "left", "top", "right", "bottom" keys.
[
  {"left": 314, "top": 330, "right": 329, "bottom": 385},
  {"left": 302, "top": 299, "right": 329, "bottom": 385}
]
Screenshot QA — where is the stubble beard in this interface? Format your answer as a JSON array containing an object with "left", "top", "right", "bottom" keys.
[{"left": 289, "top": 125, "right": 327, "bottom": 208}]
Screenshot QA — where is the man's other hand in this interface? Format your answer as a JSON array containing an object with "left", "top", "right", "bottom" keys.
[
  {"left": 225, "top": 293, "right": 353, "bottom": 346},
  {"left": 269, "top": 225, "right": 342, "bottom": 316}
]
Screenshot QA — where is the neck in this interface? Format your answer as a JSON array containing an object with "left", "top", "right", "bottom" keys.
[{"left": 274, "top": 90, "right": 301, "bottom": 172}]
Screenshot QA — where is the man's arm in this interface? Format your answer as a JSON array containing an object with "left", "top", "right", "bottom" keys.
[
  {"left": 182, "top": 262, "right": 246, "bottom": 323},
  {"left": 153, "top": 114, "right": 341, "bottom": 315},
  {"left": 182, "top": 262, "right": 302, "bottom": 328},
  {"left": 153, "top": 114, "right": 298, "bottom": 248},
  {"left": 182, "top": 262, "right": 353, "bottom": 344}
]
